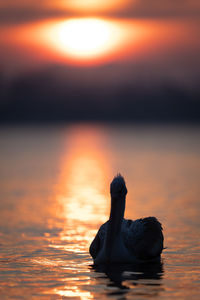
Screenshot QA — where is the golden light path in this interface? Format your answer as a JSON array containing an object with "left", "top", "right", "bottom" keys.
[
  {"left": 58, "top": 126, "right": 110, "bottom": 223},
  {"left": 43, "top": 126, "right": 111, "bottom": 299},
  {"left": 53, "top": 125, "right": 111, "bottom": 252}
]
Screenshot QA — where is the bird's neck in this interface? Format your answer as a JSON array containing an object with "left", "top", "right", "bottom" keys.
[
  {"left": 109, "top": 196, "right": 125, "bottom": 231},
  {"left": 104, "top": 195, "right": 126, "bottom": 262}
]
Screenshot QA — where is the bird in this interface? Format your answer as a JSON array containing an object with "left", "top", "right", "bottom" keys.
[{"left": 89, "top": 174, "right": 164, "bottom": 264}]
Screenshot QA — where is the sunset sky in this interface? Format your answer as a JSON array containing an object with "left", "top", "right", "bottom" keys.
[{"left": 0, "top": 1, "right": 200, "bottom": 122}]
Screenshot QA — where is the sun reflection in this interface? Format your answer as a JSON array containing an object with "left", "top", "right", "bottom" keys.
[
  {"left": 53, "top": 287, "right": 93, "bottom": 300},
  {"left": 54, "top": 125, "right": 111, "bottom": 253},
  {"left": 57, "top": 126, "right": 110, "bottom": 223},
  {"left": 59, "top": 157, "right": 108, "bottom": 222}
]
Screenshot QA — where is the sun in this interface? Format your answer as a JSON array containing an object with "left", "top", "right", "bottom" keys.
[
  {"left": 50, "top": 18, "right": 121, "bottom": 59},
  {"left": 32, "top": 17, "right": 128, "bottom": 63},
  {"left": 58, "top": 19, "right": 110, "bottom": 57}
]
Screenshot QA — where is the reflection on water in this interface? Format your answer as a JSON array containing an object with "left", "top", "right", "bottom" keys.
[
  {"left": 58, "top": 126, "right": 110, "bottom": 222},
  {"left": 55, "top": 126, "right": 110, "bottom": 256},
  {"left": 0, "top": 124, "right": 200, "bottom": 299},
  {"left": 93, "top": 260, "right": 164, "bottom": 297}
]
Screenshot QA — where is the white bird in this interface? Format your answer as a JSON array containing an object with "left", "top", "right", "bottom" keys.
[{"left": 89, "top": 174, "right": 164, "bottom": 264}]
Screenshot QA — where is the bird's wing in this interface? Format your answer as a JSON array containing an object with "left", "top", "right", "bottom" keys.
[
  {"left": 89, "top": 221, "right": 108, "bottom": 259},
  {"left": 122, "top": 217, "right": 163, "bottom": 260}
]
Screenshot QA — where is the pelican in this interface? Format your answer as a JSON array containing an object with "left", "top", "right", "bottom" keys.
[{"left": 89, "top": 174, "right": 164, "bottom": 264}]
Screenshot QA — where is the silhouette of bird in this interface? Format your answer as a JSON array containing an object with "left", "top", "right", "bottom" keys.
[{"left": 89, "top": 174, "right": 164, "bottom": 264}]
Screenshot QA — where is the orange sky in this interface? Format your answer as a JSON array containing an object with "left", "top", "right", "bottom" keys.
[
  {"left": 0, "top": 1, "right": 199, "bottom": 69},
  {"left": 0, "top": 1, "right": 200, "bottom": 18},
  {"left": 0, "top": 16, "right": 199, "bottom": 75},
  {"left": 0, "top": 0, "right": 199, "bottom": 101}
]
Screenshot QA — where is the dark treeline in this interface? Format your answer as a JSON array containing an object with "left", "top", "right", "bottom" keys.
[{"left": 0, "top": 65, "right": 200, "bottom": 123}]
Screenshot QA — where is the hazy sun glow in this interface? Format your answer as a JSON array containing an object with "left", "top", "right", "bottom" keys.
[
  {"left": 3, "top": 17, "right": 185, "bottom": 68},
  {"left": 46, "top": 18, "right": 123, "bottom": 59},
  {"left": 58, "top": 19, "right": 111, "bottom": 57}
]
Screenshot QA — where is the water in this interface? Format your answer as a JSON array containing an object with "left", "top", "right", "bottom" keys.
[{"left": 0, "top": 124, "right": 200, "bottom": 299}]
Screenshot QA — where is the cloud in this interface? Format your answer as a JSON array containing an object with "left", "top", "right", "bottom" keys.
[
  {"left": 0, "top": 1, "right": 200, "bottom": 24},
  {"left": 122, "top": 1, "right": 200, "bottom": 18}
]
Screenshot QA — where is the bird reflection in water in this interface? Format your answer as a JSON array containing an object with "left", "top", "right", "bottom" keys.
[{"left": 91, "top": 260, "right": 164, "bottom": 297}]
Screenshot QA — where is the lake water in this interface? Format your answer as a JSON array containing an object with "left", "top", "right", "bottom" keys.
[{"left": 0, "top": 124, "right": 200, "bottom": 299}]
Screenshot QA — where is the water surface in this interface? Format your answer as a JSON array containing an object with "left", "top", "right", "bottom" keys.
[{"left": 0, "top": 124, "right": 200, "bottom": 299}]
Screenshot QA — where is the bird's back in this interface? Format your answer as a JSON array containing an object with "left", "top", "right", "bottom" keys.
[
  {"left": 90, "top": 217, "right": 163, "bottom": 262},
  {"left": 122, "top": 217, "right": 164, "bottom": 260}
]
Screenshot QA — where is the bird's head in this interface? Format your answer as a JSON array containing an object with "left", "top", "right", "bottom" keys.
[{"left": 110, "top": 174, "right": 128, "bottom": 198}]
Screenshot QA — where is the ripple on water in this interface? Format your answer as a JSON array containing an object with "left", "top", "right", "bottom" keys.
[{"left": 0, "top": 125, "right": 200, "bottom": 299}]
